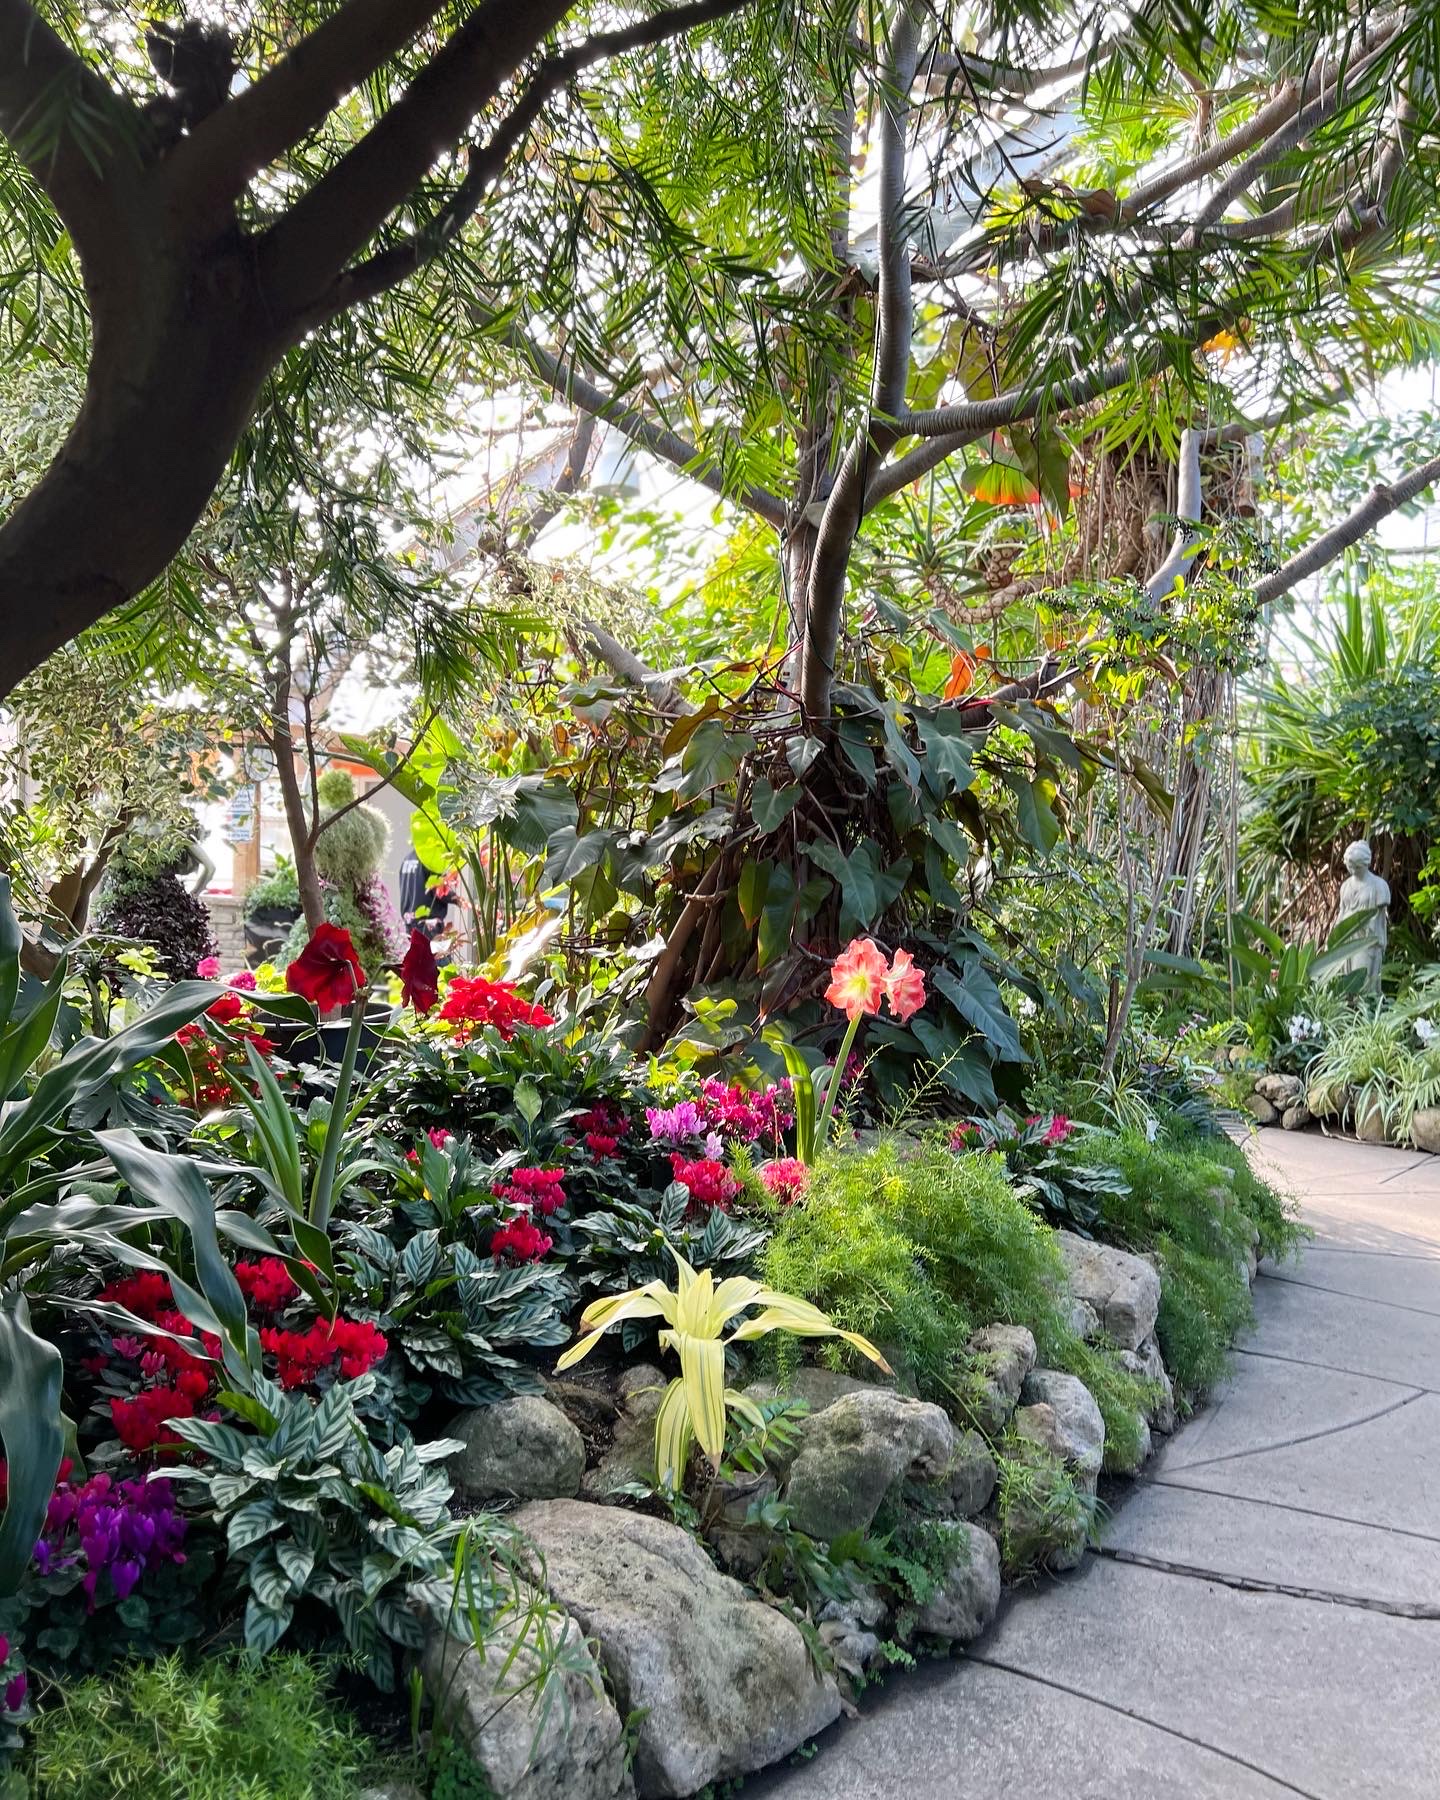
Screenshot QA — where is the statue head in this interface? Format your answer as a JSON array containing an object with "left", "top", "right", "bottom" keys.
[{"left": 1343, "top": 840, "right": 1373, "bottom": 875}]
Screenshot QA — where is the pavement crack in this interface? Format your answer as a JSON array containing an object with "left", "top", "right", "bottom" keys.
[
  {"left": 1149, "top": 1477, "right": 1440, "bottom": 1548},
  {"left": 1268, "top": 1271, "right": 1440, "bottom": 1321},
  {"left": 1159, "top": 1385, "right": 1426, "bottom": 1472},
  {"left": 963, "top": 1651, "right": 1327, "bottom": 1799},
  {"left": 1092, "top": 1543, "right": 1440, "bottom": 1620},
  {"left": 1233, "top": 1344, "right": 1440, "bottom": 1395}
]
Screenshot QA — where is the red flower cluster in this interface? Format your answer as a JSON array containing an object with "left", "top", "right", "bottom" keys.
[
  {"left": 699, "top": 1078, "right": 795, "bottom": 1146},
  {"left": 233, "top": 1257, "right": 298, "bottom": 1313},
  {"left": 98, "top": 1274, "right": 220, "bottom": 1389},
  {"left": 99, "top": 1272, "right": 173, "bottom": 1322},
  {"left": 439, "top": 976, "right": 555, "bottom": 1041},
  {"left": 669, "top": 1153, "right": 740, "bottom": 1211},
  {"left": 110, "top": 1386, "right": 197, "bottom": 1455},
  {"left": 574, "top": 1102, "right": 629, "bottom": 1159},
  {"left": 491, "top": 1218, "right": 553, "bottom": 1263},
  {"left": 174, "top": 1011, "right": 277, "bottom": 1110},
  {"left": 492, "top": 1166, "right": 568, "bottom": 1216},
  {"left": 259, "top": 1316, "right": 389, "bottom": 1389}
]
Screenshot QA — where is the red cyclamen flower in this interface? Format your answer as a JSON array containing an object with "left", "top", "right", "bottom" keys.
[{"left": 491, "top": 1218, "right": 553, "bottom": 1263}]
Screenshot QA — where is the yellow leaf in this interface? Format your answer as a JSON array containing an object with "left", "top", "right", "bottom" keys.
[{"left": 653, "top": 1379, "right": 692, "bottom": 1490}]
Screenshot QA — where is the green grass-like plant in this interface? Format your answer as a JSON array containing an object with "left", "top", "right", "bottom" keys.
[{"left": 24, "top": 1654, "right": 397, "bottom": 1800}]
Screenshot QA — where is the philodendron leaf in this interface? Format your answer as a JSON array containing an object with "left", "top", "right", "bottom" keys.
[{"left": 0, "top": 1291, "right": 63, "bottom": 1595}]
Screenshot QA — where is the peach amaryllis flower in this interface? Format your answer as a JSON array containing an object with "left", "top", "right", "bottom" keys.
[
  {"left": 884, "top": 947, "right": 927, "bottom": 1023},
  {"left": 824, "top": 937, "right": 890, "bottom": 1020}
]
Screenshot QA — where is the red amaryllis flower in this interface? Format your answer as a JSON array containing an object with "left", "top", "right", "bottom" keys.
[
  {"left": 824, "top": 937, "right": 890, "bottom": 1020},
  {"left": 396, "top": 928, "right": 440, "bottom": 1014},
  {"left": 286, "top": 923, "right": 366, "bottom": 1012},
  {"left": 884, "top": 947, "right": 927, "bottom": 1023}
]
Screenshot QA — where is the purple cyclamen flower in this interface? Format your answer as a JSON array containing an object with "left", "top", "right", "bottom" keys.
[
  {"left": 5, "top": 1674, "right": 26, "bottom": 1711},
  {"left": 645, "top": 1100, "right": 704, "bottom": 1144}
]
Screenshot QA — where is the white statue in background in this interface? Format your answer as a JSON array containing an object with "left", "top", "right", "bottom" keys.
[{"left": 1333, "top": 840, "right": 1390, "bottom": 994}]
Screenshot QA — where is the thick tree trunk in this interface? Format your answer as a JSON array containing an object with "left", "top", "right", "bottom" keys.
[
  {"left": 0, "top": 240, "right": 275, "bottom": 695},
  {"left": 269, "top": 719, "right": 325, "bottom": 935}
]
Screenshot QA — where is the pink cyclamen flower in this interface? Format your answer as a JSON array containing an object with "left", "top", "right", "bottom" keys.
[
  {"left": 229, "top": 969, "right": 258, "bottom": 991},
  {"left": 825, "top": 938, "right": 890, "bottom": 1020},
  {"left": 196, "top": 956, "right": 222, "bottom": 979},
  {"left": 758, "top": 1158, "right": 810, "bottom": 1204},
  {"left": 1043, "top": 1114, "right": 1075, "bottom": 1146},
  {"left": 884, "top": 948, "right": 926, "bottom": 1023}
]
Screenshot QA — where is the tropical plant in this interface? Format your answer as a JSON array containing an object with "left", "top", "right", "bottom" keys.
[
  {"left": 556, "top": 1249, "right": 889, "bottom": 1490},
  {"left": 168, "top": 1374, "right": 461, "bottom": 1690},
  {"left": 93, "top": 858, "right": 217, "bottom": 985}
]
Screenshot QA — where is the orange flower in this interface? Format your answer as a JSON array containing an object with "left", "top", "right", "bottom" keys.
[
  {"left": 885, "top": 948, "right": 927, "bottom": 1023},
  {"left": 825, "top": 938, "right": 890, "bottom": 1020},
  {"left": 943, "top": 651, "right": 975, "bottom": 700}
]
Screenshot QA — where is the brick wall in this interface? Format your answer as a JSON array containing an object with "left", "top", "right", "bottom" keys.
[{"left": 205, "top": 895, "right": 247, "bottom": 970}]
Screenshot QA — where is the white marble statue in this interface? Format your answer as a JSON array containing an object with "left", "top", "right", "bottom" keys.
[{"left": 1333, "top": 839, "right": 1390, "bottom": 994}]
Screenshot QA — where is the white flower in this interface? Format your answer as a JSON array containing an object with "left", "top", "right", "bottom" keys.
[
  {"left": 1415, "top": 1017, "right": 1439, "bottom": 1048},
  {"left": 1286, "top": 1014, "right": 1320, "bottom": 1043},
  {"left": 1016, "top": 995, "right": 1038, "bottom": 1019}
]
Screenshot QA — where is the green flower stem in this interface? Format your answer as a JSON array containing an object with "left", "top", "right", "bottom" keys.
[
  {"left": 814, "top": 1009, "right": 864, "bottom": 1153},
  {"left": 308, "top": 981, "right": 368, "bottom": 1231}
]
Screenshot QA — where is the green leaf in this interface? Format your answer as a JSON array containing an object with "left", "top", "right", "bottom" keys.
[
  {"left": 228, "top": 1500, "right": 283, "bottom": 1550},
  {"left": 752, "top": 778, "right": 802, "bottom": 834},
  {"left": 1001, "top": 770, "right": 1062, "bottom": 855},
  {"left": 243, "top": 1595, "right": 294, "bottom": 1655},
  {"left": 915, "top": 709, "right": 977, "bottom": 798},
  {"left": 932, "top": 963, "right": 1027, "bottom": 1064},
  {"left": 0, "top": 1291, "right": 63, "bottom": 1594},
  {"left": 737, "top": 857, "right": 772, "bottom": 929},
  {"left": 786, "top": 737, "right": 824, "bottom": 780}
]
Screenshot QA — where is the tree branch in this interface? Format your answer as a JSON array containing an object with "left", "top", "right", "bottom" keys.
[
  {"left": 0, "top": 0, "right": 140, "bottom": 263},
  {"left": 576, "top": 617, "right": 692, "bottom": 715},
  {"left": 514, "top": 413, "right": 596, "bottom": 550},
  {"left": 799, "top": 3, "right": 920, "bottom": 720},
  {"left": 467, "top": 312, "right": 788, "bottom": 529},
  {"left": 1143, "top": 427, "right": 1203, "bottom": 604},
  {"left": 177, "top": 0, "right": 451, "bottom": 208},
  {"left": 265, "top": 0, "right": 751, "bottom": 323},
  {"left": 1254, "top": 454, "right": 1440, "bottom": 605}
]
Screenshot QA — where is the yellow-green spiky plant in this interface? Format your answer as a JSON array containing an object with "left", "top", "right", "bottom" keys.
[{"left": 556, "top": 1248, "right": 890, "bottom": 1491}]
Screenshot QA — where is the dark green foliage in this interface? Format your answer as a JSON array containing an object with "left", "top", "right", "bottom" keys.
[
  {"left": 95, "top": 863, "right": 215, "bottom": 982},
  {"left": 23, "top": 1654, "right": 387, "bottom": 1799},
  {"left": 430, "top": 1737, "right": 501, "bottom": 1800}
]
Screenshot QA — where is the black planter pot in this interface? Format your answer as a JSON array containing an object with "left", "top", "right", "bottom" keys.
[{"left": 316, "top": 1004, "right": 395, "bottom": 1072}]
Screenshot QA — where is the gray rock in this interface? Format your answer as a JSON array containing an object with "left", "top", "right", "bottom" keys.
[
  {"left": 816, "top": 1584, "right": 889, "bottom": 1678},
  {"left": 1355, "top": 1101, "right": 1391, "bottom": 1144},
  {"left": 357, "top": 1786, "right": 426, "bottom": 1800},
  {"left": 581, "top": 1365, "right": 666, "bottom": 1498},
  {"left": 966, "top": 1323, "right": 1037, "bottom": 1436},
  {"left": 1063, "top": 1295, "right": 1102, "bottom": 1341},
  {"left": 1053, "top": 1233, "right": 1162, "bottom": 1351},
  {"left": 1254, "top": 1073, "right": 1304, "bottom": 1106},
  {"left": 1017, "top": 1371, "right": 1105, "bottom": 1478},
  {"left": 743, "top": 1366, "right": 880, "bottom": 1413},
  {"left": 910, "top": 1521, "right": 1001, "bottom": 1642},
  {"left": 513, "top": 1500, "right": 840, "bottom": 1798},
  {"left": 782, "top": 1388, "right": 955, "bottom": 1542},
  {"left": 936, "top": 1427, "right": 998, "bottom": 1517},
  {"left": 1410, "top": 1106, "right": 1440, "bottom": 1154},
  {"left": 703, "top": 1469, "right": 778, "bottom": 1578},
  {"left": 419, "top": 1585, "right": 633, "bottom": 1800},
  {"left": 996, "top": 1433, "right": 1095, "bottom": 1573},
  {"left": 1243, "top": 1091, "right": 1278, "bottom": 1126},
  {"left": 1117, "top": 1336, "right": 1177, "bottom": 1434},
  {"left": 1281, "top": 1101, "right": 1312, "bottom": 1131},
  {"left": 449, "top": 1397, "right": 585, "bottom": 1503},
  {"left": 1106, "top": 1410, "right": 1152, "bottom": 1476}
]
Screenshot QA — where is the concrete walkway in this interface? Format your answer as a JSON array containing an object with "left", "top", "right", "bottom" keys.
[{"left": 747, "top": 1130, "right": 1440, "bottom": 1799}]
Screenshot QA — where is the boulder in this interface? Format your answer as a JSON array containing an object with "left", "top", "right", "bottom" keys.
[
  {"left": 1063, "top": 1295, "right": 1102, "bottom": 1342},
  {"left": 995, "top": 1435, "right": 1093, "bottom": 1573},
  {"left": 1117, "top": 1336, "right": 1177, "bottom": 1434},
  {"left": 513, "top": 1500, "right": 840, "bottom": 1798},
  {"left": 702, "top": 1469, "right": 779, "bottom": 1578},
  {"left": 357, "top": 1787, "right": 426, "bottom": 1800},
  {"left": 449, "top": 1397, "right": 585, "bottom": 1503},
  {"left": 419, "top": 1585, "right": 633, "bottom": 1800},
  {"left": 909, "top": 1521, "right": 1001, "bottom": 1643},
  {"left": 1254, "top": 1072, "right": 1304, "bottom": 1106},
  {"left": 1243, "top": 1092, "right": 1278, "bottom": 1126},
  {"left": 782, "top": 1388, "right": 955, "bottom": 1541},
  {"left": 1411, "top": 1107, "right": 1440, "bottom": 1154},
  {"left": 1016, "top": 1371, "right": 1105, "bottom": 1478},
  {"left": 743, "top": 1366, "right": 881, "bottom": 1413},
  {"left": 936, "top": 1427, "right": 997, "bottom": 1518},
  {"left": 1280, "top": 1102, "right": 1312, "bottom": 1131},
  {"left": 965, "top": 1323, "right": 1037, "bottom": 1436},
  {"left": 581, "top": 1365, "right": 665, "bottom": 1498},
  {"left": 1053, "top": 1233, "right": 1161, "bottom": 1351},
  {"left": 1355, "top": 1101, "right": 1390, "bottom": 1144},
  {"left": 1105, "top": 1410, "right": 1152, "bottom": 1477}
]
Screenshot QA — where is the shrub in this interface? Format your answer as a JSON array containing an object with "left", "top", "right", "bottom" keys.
[
  {"left": 1069, "top": 1126, "right": 1303, "bottom": 1397},
  {"left": 23, "top": 1654, "right": 391, "bottom": 1799},
  {"left": 764, "top": 1140, "right": 1153, "bottom": 1467},
  {"left": 95, "top": 862, "right": 215, "bottom": 982}
]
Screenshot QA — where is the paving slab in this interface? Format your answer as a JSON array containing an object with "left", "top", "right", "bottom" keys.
[
  {"left": 1161, "top": 1386, "right": 1440, "bottom": 1541},
  {"left": 968, "top": 1557, "right": 1440, "bottom": 1799},
  {"left": 1242, "top": 1270, "right": 1440, "bottom": 1388},
  {"left": 1267, "top": 1247, "right": 1440, "bottom": 1312},
  {"left": 1100, "top": 1480, "right": 1440, "bottom": 1611},
  {"left": 738, "top": 1655, "right": 1300, "bottom": 1800},
  {"left": 1154, "top": 1340, "right": 1416, "bottom": 1471},
  {"left": 1301, "top": 1198, "right": 1440, "bottom": 1255}
]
